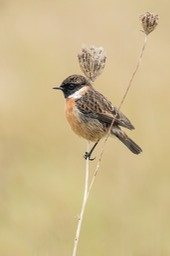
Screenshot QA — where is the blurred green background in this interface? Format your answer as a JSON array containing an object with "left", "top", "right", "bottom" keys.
[{"left": 0, "top": 0, "right": 170, "bottom": 255}]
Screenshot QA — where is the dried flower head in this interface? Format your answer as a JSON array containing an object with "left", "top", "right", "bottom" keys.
[
  {"left": 140, "top": 12, "right": 159, "bottom": 35},
  {"left": 78, "top": 45, "right": 107, "bottom": 82}
]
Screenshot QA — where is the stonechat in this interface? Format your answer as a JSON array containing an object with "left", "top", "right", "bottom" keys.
[{"left": 53, "top": 74, "right": 142, "bottom": 160}]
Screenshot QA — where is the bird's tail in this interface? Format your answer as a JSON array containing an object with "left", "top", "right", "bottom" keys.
[{"left": 111, "top": 127, "right": 142, "bottom": 155}]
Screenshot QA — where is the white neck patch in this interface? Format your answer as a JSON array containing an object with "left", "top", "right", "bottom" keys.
[{"left": 68, "top": 88, "right": 84, "bottom": 99}]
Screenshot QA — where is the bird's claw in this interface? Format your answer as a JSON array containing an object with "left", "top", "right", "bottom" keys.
[{"left": 84, "top": 152, "right": 96, "bottom": 161}]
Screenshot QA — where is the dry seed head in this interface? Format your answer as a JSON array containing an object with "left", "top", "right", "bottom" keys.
[
  {"left": 78, "top": 45, "right": 107, "bottom": 82},
  {"left": 140, "top": 12, "right": 159, "bottom": 35}
]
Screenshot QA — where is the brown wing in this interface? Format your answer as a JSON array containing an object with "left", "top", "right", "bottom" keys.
[{"left": 76, "top": 87, "right": 134, "bottom": 130}]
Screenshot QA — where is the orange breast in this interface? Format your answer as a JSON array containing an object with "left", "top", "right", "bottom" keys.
[
  {"left": 65, "top": 98, "right": 82, "bottom": 136},
  {"left": 65, "top": 98, "right": 78, "bottom": 122},
  {"left": 65, "top": 98, "right": 107, "bottom": 141}
]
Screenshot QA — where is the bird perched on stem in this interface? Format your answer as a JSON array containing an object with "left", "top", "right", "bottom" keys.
[{"left": 53, "top": 74, "right": 142, "bottom": 160}]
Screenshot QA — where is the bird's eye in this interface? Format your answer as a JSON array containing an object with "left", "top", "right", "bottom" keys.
[{"left": 68, "top": 83, "right": 75, "bottom": 90}]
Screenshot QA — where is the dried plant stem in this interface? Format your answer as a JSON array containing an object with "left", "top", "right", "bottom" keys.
[
  {"left": 72, "top": 142, "right": 90, "bottom": 256},
  {"left": 73, "top": 12, "right": 159, "bottom": 252},
  {"left": 118, "top": 34, "right": 148, "bottom": 110}
]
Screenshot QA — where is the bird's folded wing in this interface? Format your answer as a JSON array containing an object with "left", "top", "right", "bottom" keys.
[
  {"left": 96, "top": 111, "right": 135, "bottom": 130},
  {"left": 77, "top": 89, "right": 134, "bottom": 130}
]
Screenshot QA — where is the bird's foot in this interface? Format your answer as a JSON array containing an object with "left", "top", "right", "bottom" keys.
[
  {"left": 83, "top": 141, "right": 99, "bottom": 161},
  {"left": 84, "top": 152, "right": 96, "bottom": 161}
]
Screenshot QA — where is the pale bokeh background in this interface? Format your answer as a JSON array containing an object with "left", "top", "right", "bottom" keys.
[{"left": 0, "top": 0, "right": 170, "bottom": 255}]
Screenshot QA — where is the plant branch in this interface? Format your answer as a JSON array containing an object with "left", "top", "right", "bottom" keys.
[
  {"left": 88, "top": 33, "right": 148, "bottom": 196},
  {"left": 72, "top": 12, "right": 159, "bottom": 255},
  {"left": 72, "top": 142, "right": 90, "bottom": 256},
  {"left": 118, "top": 34, "right": 148, "bottom": 110}
]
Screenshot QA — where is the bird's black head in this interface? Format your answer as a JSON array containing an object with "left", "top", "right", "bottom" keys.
[{"left": 53, "top": 74, "right": 91, "bottom": 98}]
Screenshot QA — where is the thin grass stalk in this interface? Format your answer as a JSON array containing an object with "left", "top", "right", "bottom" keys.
[{"left": 72, "top": 142, "right": 90, "bottom": 256}]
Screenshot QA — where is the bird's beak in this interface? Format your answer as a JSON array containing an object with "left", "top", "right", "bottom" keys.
[{"left": 53, "top": 86, "right": 63, "bottom": 90}]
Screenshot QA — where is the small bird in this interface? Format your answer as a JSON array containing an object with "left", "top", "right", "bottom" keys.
[{"left": 53, "top": 74, "right": 142, "bottom": 160}]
